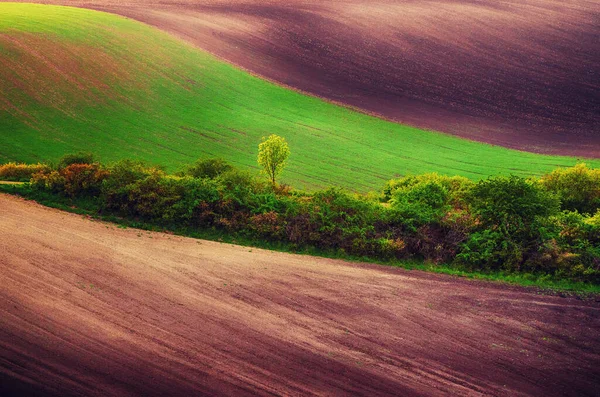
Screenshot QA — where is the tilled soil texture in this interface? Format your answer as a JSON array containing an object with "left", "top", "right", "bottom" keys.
[
  {"left": 1, "top": 194, "right": 600, "bottom": 396},
  {"left": 9, "top": 0, "right": 600, "bottom": 157}
]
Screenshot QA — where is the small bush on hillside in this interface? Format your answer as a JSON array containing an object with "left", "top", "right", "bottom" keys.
[
  {"left": 455, "top": 175, "right": 561, "bottom": 272},
  {"left": 382, "top": 177, "right": 476, "bottom": 262},
  {"left": 383, "top": 173, "right": 473, "bottom": 206},
  {"left": 31, "top": 163, "right": 107, "bottom": 197},
  {"left": 540, "top": 163, "right": 600, "bottom": 214},
  {"left": 286, "top": 188, "right": 385, "bottom": 255},
  {"left": 102, "top": 166, "right": 222, "bottom": 224},
  {"left": 184, "top": 158, "right": 233, "bottom": 179},
  {"left": 389, "top": 181, "right": 451, "bottom": 232},
  {"left": 468, "top": 175, "right": 560, "bottom": 233},
  {"left": 173, "top": 176, "right": 221, "bottom": 223},
  {"left": 0, "top": 162, "right": 50, "bottom": 181},
  {"left": 31, "top": 170, "right": 66, "bottom": 193},
  {"left": 101, "top": 160, "right": 159, "bottom": 211},
  {"left": 105, "top": 160, "right": 156, "bottom": 186},
  {"left": 539, "top": 211, "right": 600, "bottom": 283},
  {"left": 375, "top": 237, "right": 407, "bottom": 259},
  {"left": 217, "top": 168, "right": 268, "bottom": 210},
  {"left": 249, "top": 211, "right": 285, "bottom": 240},
  {"left": 62, "top": 163, "right": 108, "bottom": 197},
  {"left": 58, "top": 152, "right": 96, "bottom": 169}
]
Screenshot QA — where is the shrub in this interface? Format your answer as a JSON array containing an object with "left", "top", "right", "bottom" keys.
[
  {"left": 31, "top": 170, "right": 66, "bottom": 193},
  {"left": 184, "top": 158, "right": 233, "bottom": 179},
  {"left": 30, "top": 163, "right": 107, "bottom": 197},
  {"left": 0, "top": 162, "right": 50, "bottom": 181},
  {"left": 172, "top": 176, "right": 221, "bottom": 223},
  {"left": 61, "top": 163, "right": 108, "bottom": 197},
  {"left": 58, "top": 152, "right": 95, "bottom": 169},
  {"left": 102, "top": 169, "right": 221, "bottom": 224},
  {"left": 468, "top": 175, "right": 560, "bottom": 233},
  {"left": 105, "top": 160, "right": 156, "bottom": 186},
  {"left": 249, "top": 211, "right": 285, "bottom": 239},
  {"left": 455, "top": 229, "right": 524, "bottom": 271},
  {"left": 111, "top": 172, "right": 179, "bottom": 220},
  {"left": 389, "top": 181, "right": 451, "bottom": 232},
  {"left": 286, "top": 188, "right": 384, "bottom": 255},
  {"left": 455, "top": 176, "right": 560, "bottom": 273},
  {"left": 540, "top": 163, "right": 600, "bottom": 214},
  {"left": 585, "top": 210, "right": 600, "bottom": 229},
  {"left": 383, "top": 173, "right": 473, "bottom": 206},
  {"left": 375, "top": 238, "right": 406, "bottom": 259},
  {"left": 218, "top": 168, "right": 258, "bottom": 192},
  {"left": 217, "top": 168, "right": 267, "bottom": 210},
  {"left": 538, "top": 211, "right": 600, "bottom": 283}
]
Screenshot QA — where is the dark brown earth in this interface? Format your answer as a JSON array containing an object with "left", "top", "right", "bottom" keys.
[
  {"left": 9, "top": 0, "right": 600, "bottom": 157},
  {"left": 1, "top": 193, "right": 600, "bottom": 396}
]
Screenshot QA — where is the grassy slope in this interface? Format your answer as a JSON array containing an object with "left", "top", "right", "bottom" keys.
[{"left": 1, "top": 4, "right": 598, "bottom": 191}]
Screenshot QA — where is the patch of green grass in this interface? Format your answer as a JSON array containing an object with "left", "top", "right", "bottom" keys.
[
  {"left": 2, "top": 184, "right": 598, "bottom": 295},
  {"left": 1, "top": 3, "right": 598, "bottom": 192}
]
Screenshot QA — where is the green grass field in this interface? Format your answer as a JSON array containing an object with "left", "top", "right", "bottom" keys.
[{"left": 1, "top": 3, "right": 597, "bottom": 191}]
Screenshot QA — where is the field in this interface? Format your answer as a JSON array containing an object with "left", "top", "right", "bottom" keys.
[
  {"left": 9, "top": 0, "right": 600, "bottom": 157},
  {"left": 1, "top": 3, "right": 599, "bottom": 192},
  {"left": 2, "top": 3, "right": 600, "bottom": 395},
  {"left": 2, "top": 193, "right": 599, "bottom": 396}
]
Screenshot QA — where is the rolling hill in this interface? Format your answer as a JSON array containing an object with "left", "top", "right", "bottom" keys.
[
  {"left": 11, "top": 0, "right": 600, "bottom": 158},
  {"left": 0, "top": 3, "right": 598, "bottom": 191},
  {"left": 1, "top": 193, "right": 599, "bottom": 396}
]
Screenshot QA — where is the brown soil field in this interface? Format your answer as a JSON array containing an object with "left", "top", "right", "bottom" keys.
[
  {"left": 8, "top": 0, "right": 600, "bottom": 157},
  {"left": 1, "top": 193, "right": 600, "bottom": 396}
]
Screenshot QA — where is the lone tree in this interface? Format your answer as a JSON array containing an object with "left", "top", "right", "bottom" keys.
[{"left": 258, "top": 134, "right": 290, "bottom": 186}]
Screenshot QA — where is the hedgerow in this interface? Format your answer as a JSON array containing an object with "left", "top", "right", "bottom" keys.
[
  {"left": 4, "top": 156, "right": 599, "bottom": 284},
  {"left": 0, "top": 162, "right": 50, "bottom": 181}
]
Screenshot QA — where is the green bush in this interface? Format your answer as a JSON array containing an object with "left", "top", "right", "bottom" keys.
[
  {"left": 383, "top": 173, "right": 473, "bottom": 206},
  {"left": 103, "top": 171, "right": 220, "bottom": 224},
  {"left": 249, "top": 211, "right": 285, "bottom": 240},
  {"left": 468, "top": 175, "right": 560, "bottom": 233},
  {"left": 184, "top": 158, "right": 233, "bottom": 179},
  {"left": 58, "top": 152, "right": 95, "bottom": 169},
  {"left": 585, "top": 210, "right": 600, "bottom": 229},
  {"left": 455, "top": 176, "right": 561, "bottom": 273},
  {"left": 290, "top": 188, "right": 384, "bottom": 255},
  {"left": 538, "top": 211, "right": 600, "bottom": 283},
  {"left": 173, "top": 176, "right": 221, "bottom": 223},
  {"left": 389, "top": 181, "right": 451, "bottom": 232},
  {"left": 101, "top": 160, "right": 159, "bottom": 212},
  {"left": 455, "top": 229, "right": 522, "bottom": 271},
  {"left": 540, "top": 163, "right": 600, "bottom": 214}
]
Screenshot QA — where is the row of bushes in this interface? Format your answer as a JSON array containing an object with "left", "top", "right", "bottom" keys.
[
  {"left": 0, "top": 162, "right": 50, "bottom": 181},
  {"left": 7, "top": 154, "right": 600, "bottom": 284},
  {"left": 0, "top": 153, "right": 99, "bottom": 181}
]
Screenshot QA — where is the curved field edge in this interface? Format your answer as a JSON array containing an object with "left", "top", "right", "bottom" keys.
[
  {"left": 1, "top": 184, "right": 597, "bottom": 295},
  {"left": 0, "top": 3, "right": 598, "bottom": 193}
]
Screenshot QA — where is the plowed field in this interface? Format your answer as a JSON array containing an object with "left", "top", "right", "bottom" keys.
[{"left": 1, "top": 193, "right": 599, "bottom": 396}]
